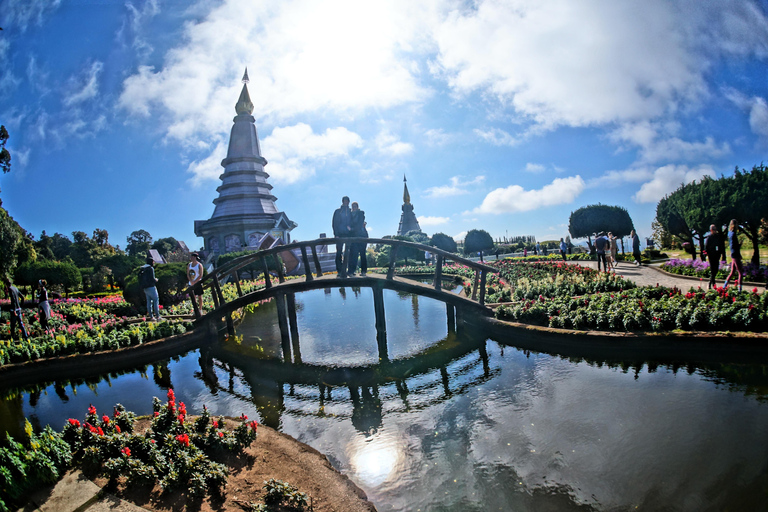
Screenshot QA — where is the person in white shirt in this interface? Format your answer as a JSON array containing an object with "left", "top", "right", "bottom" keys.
[{"left": 187, "top": 252, "right": 204, "bottom": 313}]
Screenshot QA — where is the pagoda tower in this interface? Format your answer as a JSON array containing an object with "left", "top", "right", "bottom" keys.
[
  {"left": 397, "top": 175, "right": 422, "bottom": 236},
  {"left": 195, "top": 69, "right": 297, "bottom": 255}
]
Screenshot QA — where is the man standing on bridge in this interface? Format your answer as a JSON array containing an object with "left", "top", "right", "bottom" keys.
[{"left": 332, "top": 196, "right": 353, "bottom": 276}]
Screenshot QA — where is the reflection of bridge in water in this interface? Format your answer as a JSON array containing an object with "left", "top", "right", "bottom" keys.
[
  {"left": 191, "top": 237, "right": 500, "bottom": 358},
  {"left": 196, "top": 325, "right": 498, "bottom": 432}
]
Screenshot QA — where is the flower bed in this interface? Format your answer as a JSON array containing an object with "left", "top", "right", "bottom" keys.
[
  {"left": 662, "top": 258, "right": 768, "bottom": 283},
  {"left": 496, "top": 285, "right": 768, "bottom": 332},
  {"left": 0, "top": 391, "right": 259, "bottom": 510}
]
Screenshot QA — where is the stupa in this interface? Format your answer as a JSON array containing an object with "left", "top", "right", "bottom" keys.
[
  {"left": 397, "top": 175, "right": 422, "bottom": 236},
  {"left": 195, "top": 69, "right": 297, "bottom": 255}
]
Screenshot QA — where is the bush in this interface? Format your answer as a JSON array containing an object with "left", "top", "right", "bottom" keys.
[
  {"left": 123, "top": 263, "right": 188, "bottom": 310},
  {"left": 14, "top": 260, "right": 81, "bottom": 295}
]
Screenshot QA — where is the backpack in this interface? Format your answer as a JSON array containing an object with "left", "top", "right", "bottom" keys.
[{"left": 138, "top": 266, "right": 155, "bottom": 288}]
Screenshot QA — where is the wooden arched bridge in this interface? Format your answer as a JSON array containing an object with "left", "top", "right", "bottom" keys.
[{"left": 186, "top": 237, "right": 499, "bottom": 361}]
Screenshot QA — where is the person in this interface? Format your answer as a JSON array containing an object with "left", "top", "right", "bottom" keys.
[
  {"left": 704, "top": 224, "right": 724, "bottom": 290},
  {"left": 139, "top": 257, "right": 161, "bottom": 321},
  {"left": 559, "top": 238, "right": 567, "bottom": 262},
  {"left": 535, "top": 242, "right": 541, "bottom": 255},
  {"left": 723, "top": 219, "right": 743, "bottom": 291},
  {"left": 347, "top": 201, "right": 368, "bottom": 276},
  {"left": 187, "top": 252, "right": 204, "bottom": 313},
  {"left": 37, "top": 279, "right": 51, "bottom": 333},
  {"left": 566, "top": 235, "right": 573, "bottom": 255},
  {"left": 609, "top": 233, "right": 619, "bottom": 270},
  {"left": 332, "top": 196, "right": 353, "bottom": 276},
  {"left": 4, "top": 277, "right": 29, "bottom": 341},
  {"left": 523, "top": 247, "right": 528, "bottom": 257},
  {"left": 630, "top": 229, "right": 642, "bottom": 266},
  {"left": 595, "top": 232, "right": 609, "bottom": 273}
]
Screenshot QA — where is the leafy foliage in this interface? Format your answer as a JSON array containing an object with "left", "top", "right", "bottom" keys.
[
  {"left": 430, "top": 232, "right": 458, "bottom": 253},
  {"left": 463, "top": 229, "right": 494, "bottom": 261},
  {"left": 568, "top": 204, "right": 635, "bottom": 252}
]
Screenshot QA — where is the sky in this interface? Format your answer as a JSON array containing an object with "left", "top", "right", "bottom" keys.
[{"left": 1, "top": 0, "right": 768, "bottom": 251}]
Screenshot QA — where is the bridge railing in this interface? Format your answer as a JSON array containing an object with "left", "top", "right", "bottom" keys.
[{"left": 185, "top": 237, "right": 499, "bottom": 319}]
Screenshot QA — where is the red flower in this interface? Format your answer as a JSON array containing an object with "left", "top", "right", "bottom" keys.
[
  {"left": 97, "top": 427, "right": 104, "bottom": 436},
  {"left": 167, "top": 389, "right": 175, "bottom": 402},
  {"left": 249, "top": 420, "right": 258, "bottom": 431},
  {"left": 218, "top": 432, "right": 224, "bottom": 438},
  {"left": 213, "top": 420, "right": 219, "bottom": 428},
  {"left": 121, "top": 447, "right": 131, "bottom": 457},
  {"left": 113, "top": 409, "right": 120, "bottom": 418},
  {"left": 178, "top": 402, "right": 187, "bottom": 416},
  {"left": 115, "top": 425, "right": 121, "bottom": 433},
  {"left": 240, "top": 414, "right": 248, "bottom": 421},
  {"left": 178, "top": 414, "right": 185, "bottom": 424},
  {"left": 153, "top": 411, "right": 159, "bottom": 417},
  {"left": 176, "top": 433, "right": 190, "bottom": 447},
  {"left": 102, "top": 415, "right": 110, "bottom": 424},
  {"left": 88, "top": 405, "right": 97, "bottom": 415},
  {"left": 68, "top": 418, "right": 81, "bottom": 428}
]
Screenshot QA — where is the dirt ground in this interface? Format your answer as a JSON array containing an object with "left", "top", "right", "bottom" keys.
[{"left": 92, "top": 419, "right": 376, "bottom": 512}]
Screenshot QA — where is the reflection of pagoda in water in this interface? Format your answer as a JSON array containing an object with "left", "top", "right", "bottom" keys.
[
  {"left": 397, "top": 175, "right": 422, "bottom": 236},
  {"left": 195, "top": 69, "right": 297, "bottom": 255}
]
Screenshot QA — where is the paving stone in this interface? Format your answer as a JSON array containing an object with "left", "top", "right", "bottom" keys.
[{"left": 28, "top": 470, "right": 101, "bottom": 512}]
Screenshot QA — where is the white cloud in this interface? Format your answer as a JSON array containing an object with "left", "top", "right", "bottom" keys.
[
  {"left": 525, "top": 163, "right": 545, "bottom": 173},
  {"left": 63, "top": 62, "right": 103, "bottom": 107},
  {"left": 1, "top": 0, "right": 62, "bottom": 32},
  {"left": 632, "top": 164, "right": 716, "bottom": 203},
  {"left": 424, "top": 175, "right": 485, "bottom": 198},
  {"left": 186, "top": 140, "right": 228, "bottom": 185},
  {"left": 453, "top": 231, "right": 467, "bottom": 243},
  {"left": 609, "top": 120, "right": 730, "bottom": 164},
  {"left": 474, "top": 127, "right": 519, "bottom": 146},
  {"left": 748, "top": 97, "right": 768, "bottom": 140},
  {"left": 417, "top": 215, "right": 450, "bottom": 227},
  {"left": 118, "top": 0, "right": 161, "bottom": 59},
  {"left": 375, "top": 129, "right": 414, "bottom": 156},
  {"left": 432, "top": 0, "right": 768, "bottom": 130},
  {"left": 424, "top": 128, "right": 455, "bottom": 146},
  {"left": 472, "top": 176, "right": 585, "bottom": 214}
]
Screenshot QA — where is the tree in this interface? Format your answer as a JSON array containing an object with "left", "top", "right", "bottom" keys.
[
  {"left": 50, "top": 232, "right": 73, "bottom": 260},
  {"left": 0, "top": 125, "right": 11, "bottom": 201},
  {"left": 568, "top": 204, "right": 635, "bottom": 253},
  {"left": 0, "top": 207, "right": 20, "bottom": 279},
  {"left": 464, "top": 229, "right": 494, "bottom": 262},
  {"left": 34, "top": 230, "right": 56, "bottom": 260},
  {"left": 126, "top": 229, "right": 153, "bottom": 257},
  {"left": 96, "top": 254, "right": 143, "bottom": 288},
  {"left": 430, "top": 232, "right": 458, "bottom": 254},
  {"left": 151, "top": 237, "right": 179, "bottom": 257},
  {"left": 724, "top": 165, "right": 768, "bottom": 265}
]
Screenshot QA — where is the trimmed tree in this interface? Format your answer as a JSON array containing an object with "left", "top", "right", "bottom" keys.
[
  {"left": 464, "top": 229, "right": 494, "bottom": 262},
  {"left": 568, "top": 204, "right": 635, "bottom": 253},
  {"left": 430, "top": 232, "right": 458, "bottom": 254}
]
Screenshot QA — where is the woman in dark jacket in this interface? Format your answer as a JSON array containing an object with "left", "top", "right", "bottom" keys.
[
  {"left": 37, "top": 279, "right": 52, "bottom": 333},
  {"left": 723, "top": 219, "right": 743, "bottom": 291},
  {"left": 704, "top": 225, "right": 724, "bottom": 289},
  {"left": 347, "top": 202, "right": 368, "bottom": 276}
]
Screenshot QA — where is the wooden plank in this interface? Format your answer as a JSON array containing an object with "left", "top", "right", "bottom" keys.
[
  {"left": 311, "top": 244, "right": 323, "bottom": 277},
  {"left": 300, "top": 246, "right": 314, "bottom": 281},
  {"left": 479, "top": 270, "right": 487, "bottom": 306},
  {"left": 275, "top": 254, "right": 286, "bottom": 283},
  {"left": 471, "top": 269, "right": 479, "bottom": 300},
  {"left": 434, "top": 254, "right": 443, "bottom": 290},
  {"left": 189, "top": 290, "right": 201, "bottom": 319},
  {"left": 387, "top": 245, "right": 399, "bottom": 280},
  {"left": 233, "top": 270, "right": 243, "bottom": 297},
  {"left": 261, "top": 256, "right": 272, "bottom": 289}
]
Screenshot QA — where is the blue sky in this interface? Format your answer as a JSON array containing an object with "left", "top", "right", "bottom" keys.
[{"left": 1, "top": 0, "right": 768, "bottom": 250}]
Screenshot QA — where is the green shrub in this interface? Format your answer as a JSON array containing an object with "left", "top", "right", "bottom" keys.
[{"left": 123, "top": 263, "right": 188, "bottom": 310}]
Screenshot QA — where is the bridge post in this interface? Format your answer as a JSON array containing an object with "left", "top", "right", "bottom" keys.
[
  {"left": 386, "top": 245, "right": 399, "bottom": 280},
  {"left": 275, "top": 292, "right": 292, "bottom": 362},
  {"left": 471, "top": 270, "right": 480, "bottom": 300},
  {"left": 189, "top": 290, "right": 201, "bottom": 319},
  {"left": 233, "top": 270, "right": 243, "bottom": 297},
  {"left": 440, "top": 367, "right": 451, "bottom": 396},
  {"left": 372, "top": 285, "right": 388, "bottom": 362},
  {"left": 286, "top": 293, "right": 301, "bottom": 363},
  {"left": 434, "top": 254, "right": 443, "bottom": 290},
  {"left": 300, "top": 246, "right": 314, "bottom": 281},
  {"left": 478, "top": 270, "right": 487, "bottom": 306},
  {"left": 210, "top": 280, "right": 221, "bottom": 310},
  {"left": 311, "top": 244, "right": 323, "bottom": 277},
  {"left": 261, "top": 257, "right": 272, "bottom": 289},
  {"left": 446, "top": 304, "right": 455, "bottom": 332}
]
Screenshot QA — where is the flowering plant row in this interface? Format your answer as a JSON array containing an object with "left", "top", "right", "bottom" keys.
[
  {"left": 662, "top": 258, "right": 768, "bottom": 283},
  {"left": 490, "top": 261, "right": 635, "bottom": 301},
  {"left": 496, "top": 285, "right": 768, "bottom": 332},
  {"left": 62, "top": 390, "right": 258, "bottom": 500}
]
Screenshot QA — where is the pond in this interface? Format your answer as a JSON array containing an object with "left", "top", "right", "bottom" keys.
[{"left": 2, "top": 285, "right": 768, "bottom": 511}]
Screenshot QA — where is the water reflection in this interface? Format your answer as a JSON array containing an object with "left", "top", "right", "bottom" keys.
[{"left": 2, "top": 287, "right": 768, "bottom": 510}]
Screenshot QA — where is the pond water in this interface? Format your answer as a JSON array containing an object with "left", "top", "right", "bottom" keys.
[{"left": 2, "top": 285, "right": 768, "bottom": 511}]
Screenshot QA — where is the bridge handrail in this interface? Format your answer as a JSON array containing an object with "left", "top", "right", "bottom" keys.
[
  {"left": 186, "top": 237, "right": 499, "bottom": 318},
  {"left": 202, "top": 237, "right": 497, "bottom": 285}
]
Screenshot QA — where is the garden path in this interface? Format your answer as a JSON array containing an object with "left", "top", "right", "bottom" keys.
[{"left": 576, "top": 260, "right": 766, "bottom": 292}]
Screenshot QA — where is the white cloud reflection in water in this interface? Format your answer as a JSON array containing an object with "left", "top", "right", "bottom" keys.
[{"left": 349, "top": 432, "right": 403, "bottom": 487}]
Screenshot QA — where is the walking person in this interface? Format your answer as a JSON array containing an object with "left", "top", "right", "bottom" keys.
[
  {"left": 723, "top": 219, "right": 743, "bottom": 291},
  {"left": 559, "top": 238, "right": 567, "bottom": 262},
  {"left": 347, "top": 201, "right": 368, "bottom": 276},
  {"left": 609, "top": 232, "right": 619, "bottom": 269},
  {"left": 595, "top": 232, "right": 609, "bottom": 273},
  {"left": 332, "top": 196, "right": 353, "bottom": 276},
  {"left": 704, "top": 224, "right": 724, "bottom": 289},
  {"left": 139, "top": 257, "right": 161, "bottom": 321},
  {"left": 187, "top": 252, "right": 204, "bottom": 314},
  {"left": 4, "top": 277, "right": 29, "bottom": 341},
  {"left": 630, "top": 229, "right": 642, "bottom": 266},
  {"left": 37, "top": 279, "right": 51, "bottom": 334}
]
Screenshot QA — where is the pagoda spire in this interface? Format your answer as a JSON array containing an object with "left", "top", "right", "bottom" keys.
[
  {"left": 403, "top": 174, "right": 411, "bottom": 204},
  {"left": 235, "top": 67, "right": 254, "bottom": 115}
]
